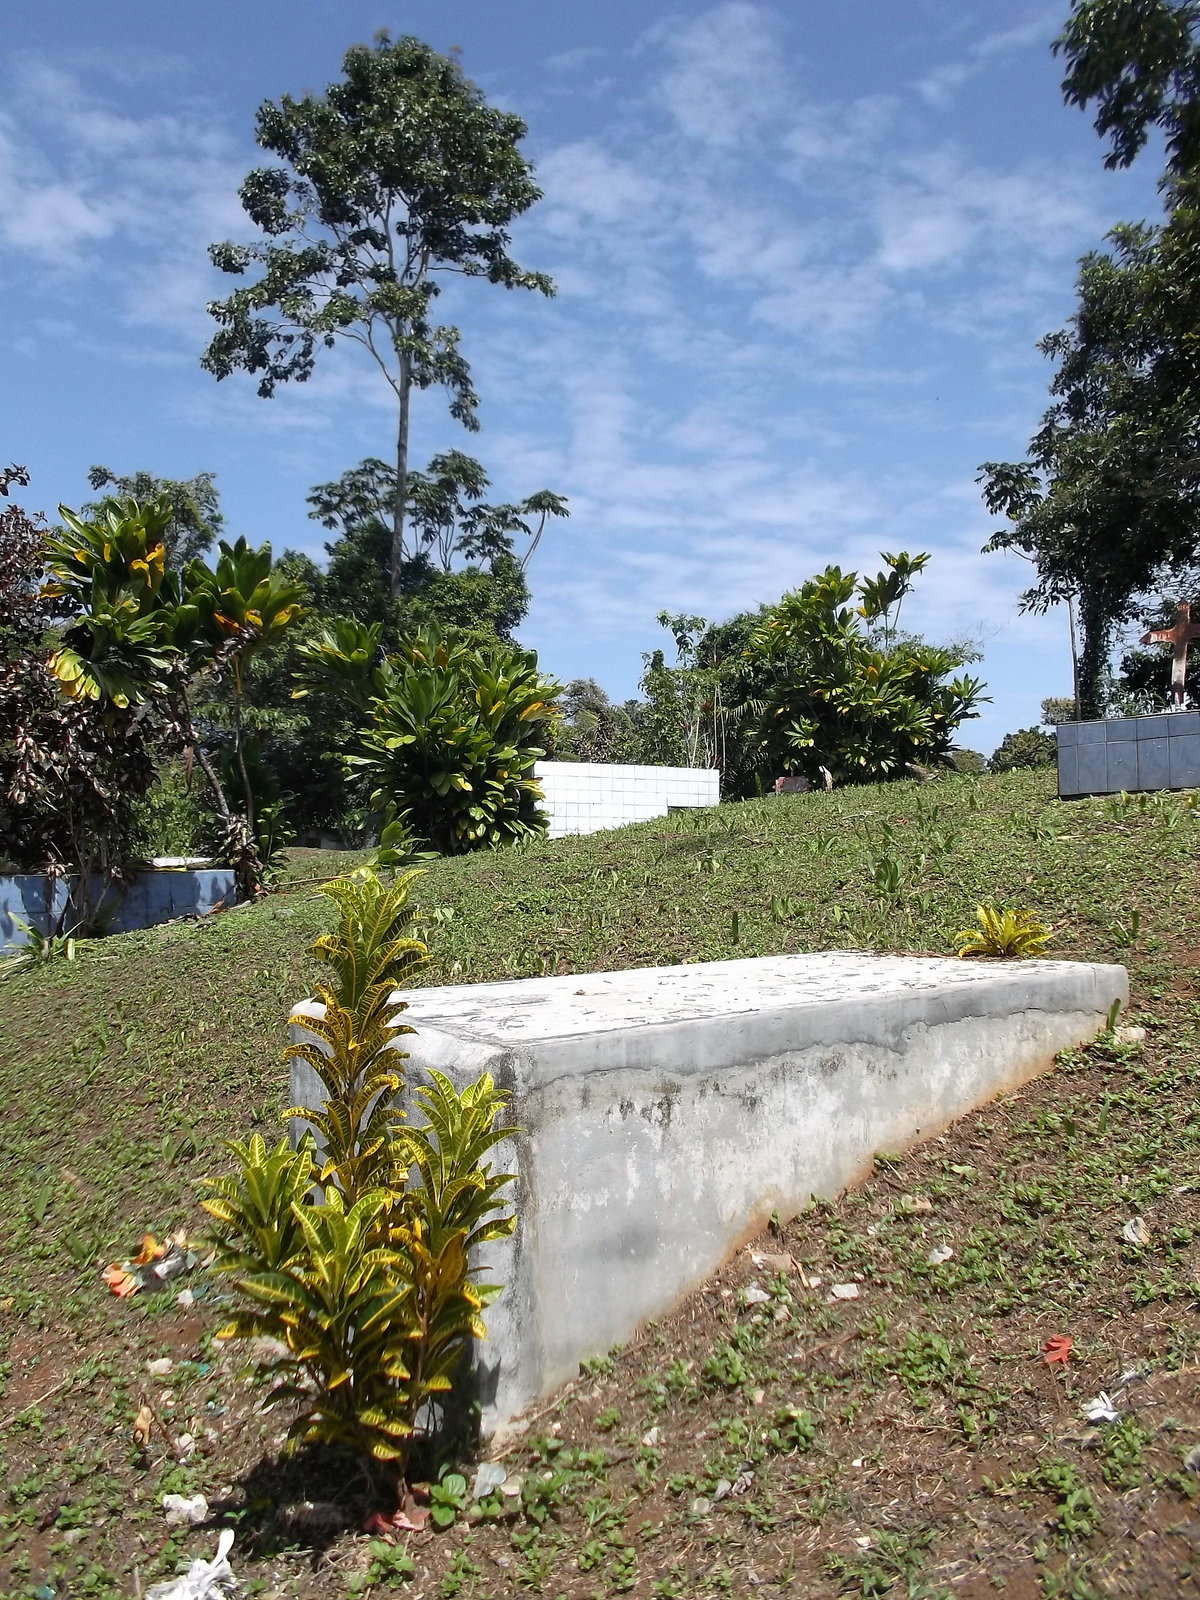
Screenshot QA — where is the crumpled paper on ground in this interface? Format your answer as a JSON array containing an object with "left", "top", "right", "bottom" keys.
[{"left": 146, "top": 1528, "right": 235, "bottom": 1600}]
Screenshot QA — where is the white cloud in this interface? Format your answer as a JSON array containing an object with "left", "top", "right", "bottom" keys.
[
  {"left": 648, "top": 2, "right": 788, "bottom": 149},
  {"left": 0, "top": 124, "right": 119, "bottom": 260},
  {"left": 537, "top": 142, "right": 662, "bottom": 225},
  {"left": 917, "top": 11, "right": 1060, "bottom": 107}
]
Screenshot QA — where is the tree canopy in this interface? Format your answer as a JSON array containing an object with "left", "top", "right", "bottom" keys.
[
  {"left": 203, "top": 32, "right": 553, "bottom": 594},
  {"left": 980, "top": 3, "right": 1200, "bottom": 715},
  {"left": 1057, "top": 0, "right": 1200, "bottom": 184}
]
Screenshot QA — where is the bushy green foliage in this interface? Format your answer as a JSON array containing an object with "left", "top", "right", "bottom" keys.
[
  {"left": 201, "top": 868, "right": 517, "bottom": 1481},
  {"left": 744, "top": 563, "right": 985, "bottom": 787},
  {"left": 989, "top": 727, "right": 1058, "bottom": 773},
  {"left": 128, "top": 760, "right": 209, "bottom": 858},
  {"left": 362, "top": 633, "right": 559, "bottom": 853},
  {"left": 33, "top": 497, "right": 307, "bottom": 890},
  {"left": 949, "top": 748, "right": 986, "bottom": 775},
  {"left": 300, "top": 626, "right": 561, "bottom": 854}
]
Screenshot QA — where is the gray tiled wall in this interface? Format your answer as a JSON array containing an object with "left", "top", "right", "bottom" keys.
[{"left": 1057, "top": 713, "right": 1200, "bottom": 797}]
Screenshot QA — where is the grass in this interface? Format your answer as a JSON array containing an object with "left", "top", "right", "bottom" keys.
[{"left": 0, "top": 768, "right": 1198, "bottom": 1597}]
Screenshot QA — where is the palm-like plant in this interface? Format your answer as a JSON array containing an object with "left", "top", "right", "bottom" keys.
[
  {"left": 42, "top": 500, "right": 179, "bottom": 709},
  {"left": 293, "top": 616, "right": 383, "bottom": 714},
  {"left": 745, "top": 563, "right": 984, "bottom": 787},
  {"left": 203, "top": 1150, "right": 420, "bottom": 1463},
  {"left": 955, "top": 905, "right": 1052, "bottom": 959},
  {"left": 356, "top": 630, "right": 559, "bottom": 853},
  {"left": 185, "top": 537, "right": 307, "bottom": 829}
]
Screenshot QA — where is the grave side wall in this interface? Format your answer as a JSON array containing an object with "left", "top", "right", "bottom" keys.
[
  {"left": 533, "top": 760, "right": 719, "bottom": 837},
  {"left": 0, "top": 869, "right": 237, "bottom": 950},
  {"left": 289, "top": 957, "right": 1126, "bottom": 1434},
  {"left": 1057, "top": 712, "right": 1200, "bottom": 796}
]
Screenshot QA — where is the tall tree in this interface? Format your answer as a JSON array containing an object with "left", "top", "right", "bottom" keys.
[
  {"left": 308, "top": 451, "right": 567, "bottom": 637},
  {"left": 979, "top": 216, "right": 1200, "bottom": 714},
  {"left": 202, "top": 33, "right": 553, "bottom": 595},
  {"left": 86, "top": 466, "right": 223, "bottom": 567},
  {"left": 1056, "top": 0, "right": 1200, "bottom": 185},
  {"left": 978, "top": 5, "right": 1200, "bottom": 715}
]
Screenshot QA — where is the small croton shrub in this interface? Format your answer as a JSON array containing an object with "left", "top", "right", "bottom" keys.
[{"left": 201, "top": 867, "right": 516, "bottom": 1484}]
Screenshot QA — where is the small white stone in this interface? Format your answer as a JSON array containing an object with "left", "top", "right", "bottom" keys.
[
  {"left": 147, "top": 1357, "right": 173, "bottom": 1377},
  {"left": 828, "top": 1283, "right": 859, "bottom": 1301}
]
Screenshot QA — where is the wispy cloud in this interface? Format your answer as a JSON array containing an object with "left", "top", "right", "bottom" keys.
[{"left": 916, "top": 11, "right": 1060, "bottom": 108}]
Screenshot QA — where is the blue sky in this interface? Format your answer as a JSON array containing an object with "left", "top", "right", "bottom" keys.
[{"left": 0, "top": 0, "right": 1165, "bottom": 756}]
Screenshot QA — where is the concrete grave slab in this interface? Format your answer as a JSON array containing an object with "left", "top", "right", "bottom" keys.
[{"left": 290, "top": 951, "right": 1126, "bottom": 1432}]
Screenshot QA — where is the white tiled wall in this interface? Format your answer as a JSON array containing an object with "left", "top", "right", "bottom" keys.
[{"left": 534, "top": 761, "right": 720, "bottom": 838}]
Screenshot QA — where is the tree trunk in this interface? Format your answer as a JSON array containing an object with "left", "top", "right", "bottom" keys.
[
  {"left": 230, "top": 668, "right": 255, "bottom": 833},
  {"left": 1076, "top": 593, "right": 1110, "bottom": 720},
  {"left": 391, "top": 349, "right": 412, "bottom": 597},
  {"left": 1066, "top": 592, "right": 1081, "bottom": 718}
]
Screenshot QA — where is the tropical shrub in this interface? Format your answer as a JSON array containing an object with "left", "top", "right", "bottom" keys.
[
  {"left": 300, "top": 626, "right": 561, "bottom": 854},
  {"left": 0, "top": 472, "right": 159, "bottom": 893},
  {"left": 955, "top": 905, "right": 1052, "bottom": 959},
  {"left": 743, "top": 562, "right": 986, "bottom": 788},
  {"left": 200, "top": 869, "right": 518, "bottom": 1485},
  {"left": 989, "top": 727, "right": 1057, "bottom": 773},
  {"left": 38, "top": 500, "right": 306, "bottom": 894}
]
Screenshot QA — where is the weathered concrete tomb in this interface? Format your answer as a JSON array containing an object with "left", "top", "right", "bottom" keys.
[{"left": 290, "top": 951, "right": 1126, "bottom": 1432}]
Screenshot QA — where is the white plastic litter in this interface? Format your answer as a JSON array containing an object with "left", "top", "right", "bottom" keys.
[
  {"left": 742, "top": 1285, "right": 771, "bottom": 1306},
  {"left": 147, "top": 1357, "right": 174, "bottom": 1377},
  {"left": 927, "top": 1245, "right": 954, "bottom": 1266},
  {"left": 471, "top": 1461, "right": 507, "bottom": 1500},
  {"left": 1082, "top": 1392, "right": 1121, "bottom": 1424},
  {"left": 162, "top": 1492, "right": 208, "bottom": 1526},
  {"left": 146, "top": 1528, "right": 235, "bottom": 1600},
  {"left": 1121, "top": 1216, "right": 1150, "bottom": 1246}
]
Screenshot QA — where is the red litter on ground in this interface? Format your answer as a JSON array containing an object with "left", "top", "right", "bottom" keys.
[{"left": 1041, "top": 1334, "right": 1072, "bottom": 1366}]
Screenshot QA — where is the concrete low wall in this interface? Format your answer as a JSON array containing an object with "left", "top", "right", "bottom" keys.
[
  {"left": 1057, "top": 711, "right": 1200, "bottom": 797},
  {"left": 0, "top": 868, "right": 236, "bottom": 950},
  {"left": 533, "top": 760, "right": 719, "bottom": 838},
  {"left": 290, "top": 950, "right": 1126, "bottom": 1433}
]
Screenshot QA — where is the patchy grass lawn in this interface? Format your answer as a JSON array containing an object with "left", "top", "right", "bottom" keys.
[{"left": 1, "top": 770, "right": 1198, "bottom": 1598}]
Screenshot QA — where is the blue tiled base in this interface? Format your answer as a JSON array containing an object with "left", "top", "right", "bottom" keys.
[
  {"left": 1057, "top": 714, "right": 1200, "bottom": 797},
  {"left": 0, "top": 868, "right": 237, "bottom": 951}
]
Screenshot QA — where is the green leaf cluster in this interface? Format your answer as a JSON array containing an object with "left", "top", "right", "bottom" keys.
[
  {"left": 298, "top": 624, "right": 561, "bottom": 854},
  {"left": 744, "top": 561, "right": 986, "bottom": 787},
  {"left": 955, "top": 905, "right": 1052, "bottom": 960},
  {"left": 40, "top": 497, "right": 308, "bottom": 886},
  {"left": 200, "top": 867, "right": 518, "bottom": 1481}
]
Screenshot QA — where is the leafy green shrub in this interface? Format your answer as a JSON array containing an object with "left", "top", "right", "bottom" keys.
[
  {"left": 200, "top": 868, "right": 518, "bottom": 1484},
  {"left": 744, "top": 562, "right": 985, "bottom": 787},
  {"left": 955, "top": 905, "right": 1052, "bottom": 959},
  {"left": 948, "top": 747, "right": 986, "bottom": 775},
  {"left": 128, "top": 760, "right": 210, "bottom": 858},
  {"left": 300, "top": 626, "right": 561, "bottom": 854},
  {"left": 989, "top": 726, "right": 1057, "bottom": 772}
]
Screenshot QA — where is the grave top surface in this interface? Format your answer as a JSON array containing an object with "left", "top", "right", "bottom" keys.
[{"left": 393, "top": 953, "right": 1095, "bottom": 1045}]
